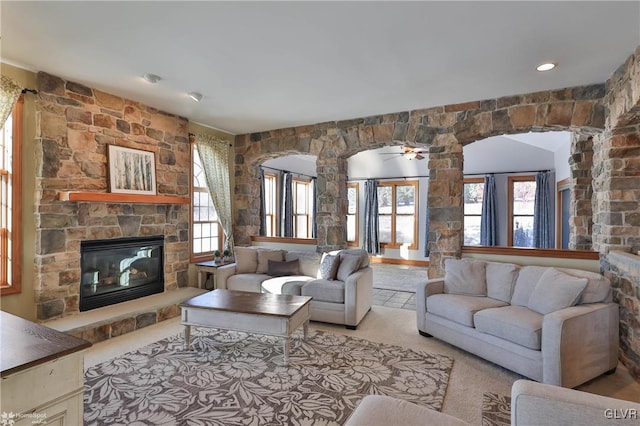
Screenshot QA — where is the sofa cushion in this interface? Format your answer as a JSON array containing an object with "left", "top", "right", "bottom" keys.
[
  {"left": 426, "top": 294, "right": 508, "bottom": 327},
  {"left": 556, "top": 268, "right": 611, "bottom": 304},
  {"left": 318, "top": 253, "right": 340, "bottom": 280},
  {"left": 511, "top": 266, "right": 549, "bottom": 307},
  {"left": 256, "top": 249, "right": 284, "bottom": 274},
  {"left": 474, "top": 306, "right": 543, "bottom": 350},
  {"left": 227, "top": 273, "right": 270, "bottom": 292},
  {"left": 302, "top": 279, "right": 345, "bottom": 303},
  {"left": 261, "top": 276, "right": 314, "bottom": 296},
  {"left": 527, "top": 268, "right": 588, "bottom": 315},
  {"left": 443, "top": 258, "right": 487, "bottom": 296},
  {"left": 267, "top": 259, "right": 299, "bottom": 277},
  {"left": 285, "top": 251, "right": 322, "bottom": 277},
  {"left": 235, "top": 246, "right": 259, "bottom": 274},
  {"left": 336, "top": 254, "right": 361, "bottom": 282},
  {"left": 486, "top": 262, "right": 519, "bottom": 303}
]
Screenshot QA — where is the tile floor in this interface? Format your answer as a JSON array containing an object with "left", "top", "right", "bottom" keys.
[{"left": 373, "top": 289, "right": 416, "bottom": 310}]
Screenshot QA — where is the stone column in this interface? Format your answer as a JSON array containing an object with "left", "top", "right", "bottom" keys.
[
  {"left": 569, "top": 133, "right": 594, "bottom": 250},
  {"left": 427, "top": 133, "right": 463, "bottom": 278},
  {"left": 316, "top": 156, "right": 347, "bottom": 251}
]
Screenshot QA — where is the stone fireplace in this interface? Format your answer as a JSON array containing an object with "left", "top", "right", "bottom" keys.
[{"left": 34, "top": 72, "right": 191, "bottom": 321}]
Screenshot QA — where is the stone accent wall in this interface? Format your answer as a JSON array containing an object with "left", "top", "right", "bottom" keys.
[
  {"left": 34, "top": 72, "right": 190, "bottom": 321},
  {"left": 234, "top": 86, "right": 605, "bottom": 277},
  {"left": 569, "top": 133, "right": 594, "bottom": 250},
  {"left": 595, "top": 46, "right": 640, "bottom": 381}
]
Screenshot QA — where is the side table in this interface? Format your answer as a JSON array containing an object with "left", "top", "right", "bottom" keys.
[{"left": 195, "top": 260, "right": 234, "bottom": 289}]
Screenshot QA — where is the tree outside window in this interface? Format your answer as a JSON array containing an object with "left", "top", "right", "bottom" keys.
[
  {"left": 463, "top": 178, "right": 484, "bottom": 245},
  {"left": 508, "top": 176, "right": 536, "bottom": 247}
]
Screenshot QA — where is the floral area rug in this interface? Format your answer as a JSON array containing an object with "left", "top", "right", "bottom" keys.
[
  {"left": 482, "top": 392, "right": 511, "bottom": 426},
  {"left": 84, "top": 329, "right": 453, "bottom": 425}
]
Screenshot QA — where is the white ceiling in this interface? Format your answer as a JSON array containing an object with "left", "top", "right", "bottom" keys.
[{"left": 2, "top": 2, "right": 638, "bottom": 135}]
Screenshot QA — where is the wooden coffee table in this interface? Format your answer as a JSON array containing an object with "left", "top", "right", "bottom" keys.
[{"left": 179, "top": 289, "right": 311, "bottom": 363}]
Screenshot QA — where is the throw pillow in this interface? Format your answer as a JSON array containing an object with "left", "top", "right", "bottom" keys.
[
  {"left": 267, "top": 259, "right": 300, "bottom": 277},
  {"left": 317, "top": 253, "right": 340, "bottom": 280},
  {"left": 235, "top": 246, "right": 259, "bottom": 274},
  {"left": 256, "top": 249, "right": 284, "bottom": 274},
  {"left": 336, "top": 254, "right": 361, "bottom": 282},
  {"left": 527, "top": 268, "right": 589, "bottom": 315},
  {"left": 443, "top": 258, "right": 487, "bottom": 296}
]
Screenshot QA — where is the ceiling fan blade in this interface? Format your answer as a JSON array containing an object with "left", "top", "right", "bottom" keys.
[{"left": 415, "top": 154, "right": 425, "bottom": 160}]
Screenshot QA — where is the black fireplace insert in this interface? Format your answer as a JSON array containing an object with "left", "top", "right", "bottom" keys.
[{"left": 80, "top": 235, "right": 164, "bottom": 311}]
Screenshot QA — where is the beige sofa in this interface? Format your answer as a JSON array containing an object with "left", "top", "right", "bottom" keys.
[
  {"left": 417, "top": 258, "right": 619, "bottom": 387},
  {"left": 345, "top": 379, "right": 640, "bottom": 425},
  {"left": 216, "top": 247, "right": 373, "bottom": 329}
]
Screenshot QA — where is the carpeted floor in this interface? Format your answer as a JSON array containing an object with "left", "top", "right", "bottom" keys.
[{"left": 84, "top": 328, "right": 453, "bottom": 425}]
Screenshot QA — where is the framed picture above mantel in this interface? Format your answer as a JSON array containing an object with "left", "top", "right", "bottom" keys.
[{"left": 108, "top": 145, "right": 157, "bottom": 195}]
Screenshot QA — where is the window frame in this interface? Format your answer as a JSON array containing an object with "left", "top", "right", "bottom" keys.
[
  {"left": 263, "top": 172, "right": 279, "bottom": 237},
  {"left": 507, "top": 175, "right": 536, "bottom": 247},
  {"left": 377, "top": 180, "right": 419, "bottom": 250},
  {"left": 292, "top": 177, "right": 312, "bottom": 239},
  {"left": 463, "top": 177, "right": 484, "bottom": 246},
  {"left": 346, "top": 182, "right": 359, "bottom": 247},
  {"left": 190, "top": 143, "right": 223, "bottom": 263},
  {"left": 1, "top": 95, "right": 23, "bottom": 295}
]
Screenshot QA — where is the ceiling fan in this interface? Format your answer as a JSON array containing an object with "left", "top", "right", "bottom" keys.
[{"left": 381, "top": 146, "right": 428, "bottom": 161}]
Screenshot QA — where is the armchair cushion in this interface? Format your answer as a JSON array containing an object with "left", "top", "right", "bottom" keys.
[
  {"left": 444, "top": 258, "right": 487, "bottom": 296},
  {"left": 302, "top": 279, "right": 345, "bottom": 303},
  {"left": 527, "top": 268, "right": 588, "bottom": 315},
  {"left": 336, "top": 254, "right": 361, "bottom": 282}
]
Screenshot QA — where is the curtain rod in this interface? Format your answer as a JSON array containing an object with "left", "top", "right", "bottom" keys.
[
  {"left": 347, "top": 170, "right": 550, "bottom": 181},
  {"left": 188, "top": 132, "right": 232, "bottom": 147},
  {"left": 260, "top": 165, "right": 316, "bottom": 179}
]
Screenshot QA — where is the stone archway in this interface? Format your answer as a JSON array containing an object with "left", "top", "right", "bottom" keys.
[{"left": 235, "top": 85, "right": 606, "bottom": 278}]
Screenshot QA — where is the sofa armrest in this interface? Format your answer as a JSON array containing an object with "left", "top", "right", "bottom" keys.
[
  {"left": 344, "top": 267, "right": 373, "bottom": 327},
  {"left": 215, "top": 263, "right": 237, "bottom": 290},
  {"left": 512, "top": 379, "right": 640, "bottom": 426},
  {"left": 416, "top": 278, "right": 444, "bottom": 333},
  {"left": 541, "top": 302, "right": 619, "bottom": 387}
]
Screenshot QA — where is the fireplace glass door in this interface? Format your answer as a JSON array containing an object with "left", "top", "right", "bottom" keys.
[{"left": 80, "top": 235, "right": 164, "bottom": 311}]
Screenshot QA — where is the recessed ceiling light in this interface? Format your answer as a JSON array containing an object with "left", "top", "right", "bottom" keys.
[
  {"left": 536, "top": 63, "right": 556, "bottom": 72},
  {"left": 188, "top": 92, "right": 203, "bottom": 102},
  {"left": 142, "top": 73, "right": 162, "bottom": 83}
]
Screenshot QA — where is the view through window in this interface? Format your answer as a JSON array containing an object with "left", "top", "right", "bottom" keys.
[
  {"left": 347, "top": 183, "right": 358, "bottom": 246},
  {"left": 508, "top": 176, "right": 536, "bottom": 247},
  {"left": 191, "top": 146, "right": 222, "bottom": 260},
  {"left": 377, "top": 181, "right": 418, "bottom": 249},
  {"left": 463, "top": 178, "right": 484, "bottom": 245}
]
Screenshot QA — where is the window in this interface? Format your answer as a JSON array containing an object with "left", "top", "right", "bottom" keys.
[
  {"left": 191, "top": 145, "right": 222, "bottom": 261},
  {"left": 293, "top": 178, "right": 312, "bottom": 238},
  {"left": 264, "top": 172, "right": 278, "bottom": 237},
  {"left": 463, "top": 178, "right": 484, "bottom": 245},
  {"left": 1, "top": 96, "right": 22, "bottom": 295},
  {"left": 377, "top": 180, "right": 418, "bottom": 249},
  {"left": 347, "top": 182, "right": 359, "bottom": 246},
  {"left": 508, "top": 176, "right": 536, "bottom": 247}
]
